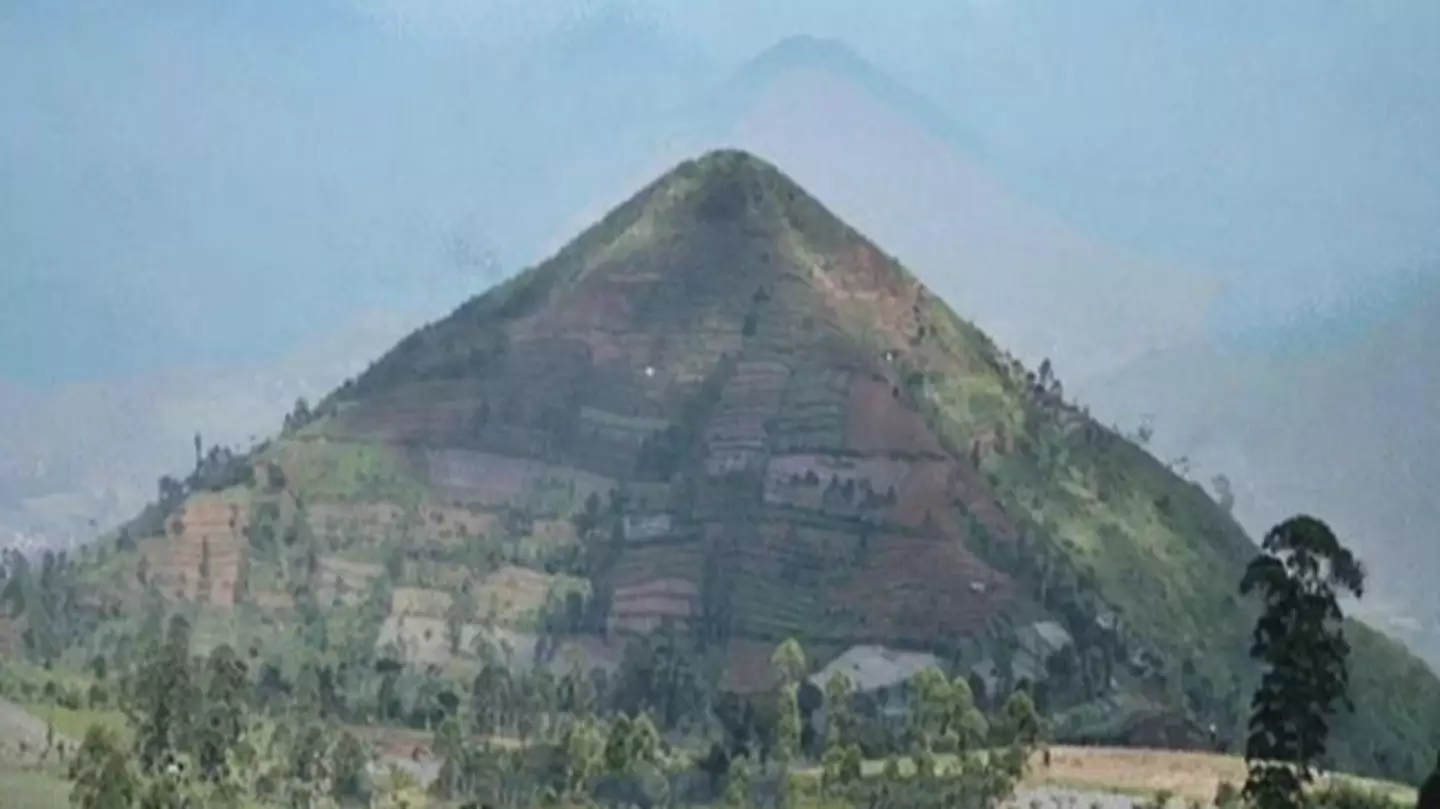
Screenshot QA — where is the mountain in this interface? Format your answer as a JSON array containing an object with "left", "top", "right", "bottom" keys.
[{"left": 70, "top": 151, "right": 1440, "bottom": 783}]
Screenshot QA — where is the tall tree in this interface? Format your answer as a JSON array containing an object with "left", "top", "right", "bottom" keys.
[
  {"left": 1417, "top": 753, "right": 1440, "bottom": 809},
  {"left": 947, "top": 675, "right": 989, "bottom": 756},
  {"left": 563, "top": 718, "right": 604, "bottom": 801},
  {"left": 1240, "top": 515, "right": 1365, "bottom": 809},
  {"left": 775, "top": 684, "right": 802, "bottom": 769},
  {"left": 821, "top": 671, "right": 854, "bottom": 748},
  {"left": 910, "top": 666, "right": 953, "bottom": 751},
  {"left": 432, "top": 717, "right": 467, "bottom": 799},
  {"left": 993, "top": 688, "right": 1044, "bottom": 782},
  {"left": 68, "top": 724, "right": 138, "bottom": 809},
  {"left": 725, "top": 754, "right": 751, "bottom": 809},
  {"left": 629, "top": 711, "right": 661, "bottom": 767},
  {"left": 445, "top": 584, "right": 476, "bottom": 655},
  {"left": 604, "top": 714, "right": 634, "bottom": 774},
  {"left": 129, "top": 615, "right": 197, "bottom": 775},
  {"left": 771, "top": 638, "right": 807, "bottom": 687},
  {"left": 194, "top": 644, "right": 248, "bottom": 783},
  {"left": 330, "top": 730, "right": 371, "bottom": 805}
]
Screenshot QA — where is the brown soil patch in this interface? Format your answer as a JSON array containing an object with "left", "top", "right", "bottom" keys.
[
  {"left": 833, "top": 534, "right": 1013, "bottom": 645},
  {"left": 1029, "top": 746, "right": 1245, "bottom": 803},
  {"left": 308, "top": 501, "right": 406, "bottom": 530},
  {"left": 390, "top": 587, "right": 452, "bottom": 618},
  {"left": 609, "top": 577, "right": 698, "bottom": 635},
  {"left": 474, "top": 564, "right": 557, "bottom": 621},
  {"left": 315, "top": 557, "right": 383, "bottom": 606},
  {"left": 143, "top": 492, "right": 248, "bottom": 606},
  {"left": 888, "top": 459, "right": 955, "bottom": 529},
  {"left": 719, "top": 638, "right": 786, "bottom": 695},
  {"left": 419, "top": 503, "right": 500, "bottom": 537},
  {"left": 0, "top": 615, "right": 25, "bottom": 657},
  {"left": 845, "top": 374, "right": 943, "bottom": 454},
  {"left": 530, "top": 518, "right": 578, "bottom": 546},
  {"left": 1022, "top": 745, "right": 1411, "bottom": 804},
  {"left": 250, "top": 589, "right": 293, "bottom": 610}
]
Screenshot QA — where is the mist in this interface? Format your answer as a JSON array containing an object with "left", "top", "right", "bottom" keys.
[
  {"left": 3, "top": 0, "right": 1440, "bottom": 657},
  {"left": 6, "top": 1, "right": 1439, "bottom": 384}
]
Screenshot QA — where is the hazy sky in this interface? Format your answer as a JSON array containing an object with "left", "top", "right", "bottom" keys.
[{"left": 4, "top": 0, "right": 1439, "bottom": 383}]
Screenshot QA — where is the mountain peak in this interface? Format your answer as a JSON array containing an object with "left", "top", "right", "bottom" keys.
[
  {"left": 335, "top": 147, "right": 930, "bottom": 408},
  {"left": 744, "top": 35, "right": 875, "bottom": 79},
  {"left": 658, "top": 148, "right": 794, "bottom": 223},
  {"left": 683, "top": 148, "right": 779, "bottom": 182},
  {"left": 533, "top": 147, "right": 901, "bottom": 295}
]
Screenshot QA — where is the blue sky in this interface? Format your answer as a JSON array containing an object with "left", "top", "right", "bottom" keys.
[{"left": 3, "top": 0, "right": 1439, "bottom": 383}]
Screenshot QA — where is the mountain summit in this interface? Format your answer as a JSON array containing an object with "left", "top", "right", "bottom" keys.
[
  {"left": 321, "top": 149, "right": 1022, "bottom": 643},
  {"left": 342, "top": 149, "right": 955, "bottom": 407},
  {"left": 85, "top": 150, "right": 1440, "bottom": 784}
]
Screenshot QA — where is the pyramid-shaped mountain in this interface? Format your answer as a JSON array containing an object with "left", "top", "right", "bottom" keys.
[
  {"left": 106, "top": 150, "right": 1440, "bottom": 784},
  {"left": 325, "top": 149, "right": 1024, "bottom": 648}
]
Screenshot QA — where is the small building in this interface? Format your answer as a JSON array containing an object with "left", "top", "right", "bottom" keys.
[
  {"left": 810, "top": 645, "right": 942, "bottom": 720},
  {"left": 1014, "top": 620, "right": 1073, "bottom": 672}
]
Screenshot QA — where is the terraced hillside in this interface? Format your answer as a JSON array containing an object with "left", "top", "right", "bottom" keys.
[{"left": 93, "top": 150, "right": 1440, "bottom": 784}]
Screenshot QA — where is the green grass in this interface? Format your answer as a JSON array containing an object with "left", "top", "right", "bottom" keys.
[
  {"left": 29, "top": 704, "right": 130, "bottom": 744},
  {"left": 0, "top": 769, "right": 70, "bottom": 809},
  {"left": 262, "top": 439, "right": 425, "bottom": 505}
]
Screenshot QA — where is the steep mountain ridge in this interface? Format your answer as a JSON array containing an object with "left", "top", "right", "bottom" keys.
[{"left": 81, "top": 150, "right": 1440, "bottom": 784}]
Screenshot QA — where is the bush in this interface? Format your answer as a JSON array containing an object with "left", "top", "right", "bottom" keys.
[{"left": 1215, "top": 781, "right": 1242, "bottom": 809}]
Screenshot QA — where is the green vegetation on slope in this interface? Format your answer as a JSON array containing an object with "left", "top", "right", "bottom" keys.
[{"left": 11, "top": 149, "right": 1440, "bottom": 794}]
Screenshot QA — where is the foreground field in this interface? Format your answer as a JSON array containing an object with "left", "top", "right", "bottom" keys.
[
  {"left": 0, "top": 769, "right": 69, "bottom": 809},
  {"left": 1021, "top": 747, "right": 1417, "bottom": 806},
  {"left": 0, "top": 744, "right": 1417, "bottom": 809}
]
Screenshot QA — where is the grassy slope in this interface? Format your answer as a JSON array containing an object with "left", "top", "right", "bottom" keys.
[
  {"left": 911, "top": 289, "right": 1440, "bottom": 782},
  {"left": 0, "top": 770, "right": 70, "bottom": 809}
]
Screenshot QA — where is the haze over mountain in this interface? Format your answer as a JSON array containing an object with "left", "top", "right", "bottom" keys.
[
  {"left": 7, "top": 0, "right": 1437, "bottom": 383},
  {"left": 4, "top": 0, "right": 1440, "bottom": 670},
  {"left": 1078, "top": 275, "right": 1440, "bottom": 660},
  {"left": 0, "top": 310, "right": 416, "bottom": 552},
  {"left": 673, "top": 35, "right": 1221, "bottom": 385}
]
